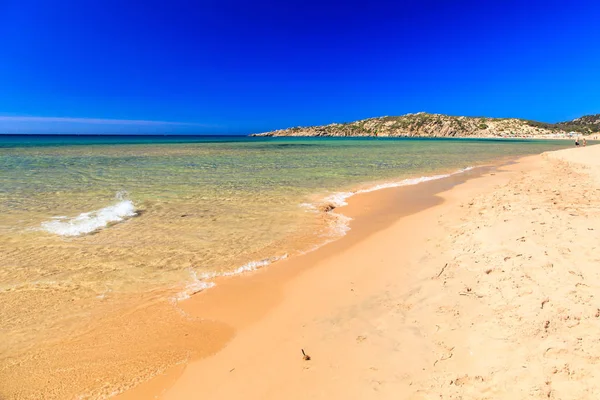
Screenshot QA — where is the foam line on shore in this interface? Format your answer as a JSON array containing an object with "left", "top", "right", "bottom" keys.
[
  {"left": 173, "top": 255, "right": 289, "bottom": 301},
  {"left": 322, "top": 166, "right": 474, "bottom": 208},
  {"left": 175, "top": 167, "right": 474, "bottom": 301}
]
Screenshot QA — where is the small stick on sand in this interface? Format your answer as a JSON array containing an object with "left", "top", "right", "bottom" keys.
[
  {"left": 301, "top": 349, "right": 311, "bottom": 361},
  {"left": 436, "top": 263, "right": 449, "bottom": 278},
  {"left": 541, "top": 298, "right": 549, "bottom": 309}
]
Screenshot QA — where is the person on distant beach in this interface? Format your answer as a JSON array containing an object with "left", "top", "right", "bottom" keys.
[
  {"left": 575, "top": 138, "right": 579, "bottom": 147},
  {"left": 583, "top": 138, "right": 587, "bottom": 147}
]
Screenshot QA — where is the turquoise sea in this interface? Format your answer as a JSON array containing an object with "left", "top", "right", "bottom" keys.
[{"left": 0, "top": 135, "right": 573, "bottom": 398}]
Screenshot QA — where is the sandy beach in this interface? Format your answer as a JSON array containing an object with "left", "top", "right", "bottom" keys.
[
  {"left": 113, "top": 144, "right": 600, "bottom": 399},
  {"left": 4, "top": 2, "right": 600, "bottom": 398},
  {"left": 2, "top": 138, "right": 579, "bottom": 400}
]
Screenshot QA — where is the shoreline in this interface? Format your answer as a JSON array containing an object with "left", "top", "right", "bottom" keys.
[
  {"left": 0, "top": 154, "right": 507, "bottom": 400},
  {"left": 117, "top": 144, "right": 600, "bottom": 399},
  {"left": 177, "top": 164, "right": 481, "bottom": 301},
  {"left": 3, "top": 142, "right": 592, "bottom": 399},
  {"left": 114, "top": 157, "right": 515, "bottom": 399}
]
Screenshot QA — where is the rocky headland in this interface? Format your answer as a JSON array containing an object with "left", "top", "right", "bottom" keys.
[{"left": 252, "top": 113, "right": 600, "bottom": 138}]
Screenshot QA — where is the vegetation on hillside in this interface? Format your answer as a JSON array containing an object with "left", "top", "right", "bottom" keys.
[
  {"left": 253, "top": 113, "right": 600, "bottom": 138},
  {"left": 556, "top": 114, "right": 600, "bottom": 134}
]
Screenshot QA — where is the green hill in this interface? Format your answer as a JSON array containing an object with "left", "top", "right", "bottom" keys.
[{"left": 252, "top": 113, "right": 599, "bottom": 138}]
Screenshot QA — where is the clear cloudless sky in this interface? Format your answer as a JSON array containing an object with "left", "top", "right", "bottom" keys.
[{"left": 0, "top": 0, "right": 599, "bottom": 134}]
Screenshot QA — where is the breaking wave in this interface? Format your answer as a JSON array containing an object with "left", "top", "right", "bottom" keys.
[{"left": 41, "top": 192, "right": 137, "bottom": 236}]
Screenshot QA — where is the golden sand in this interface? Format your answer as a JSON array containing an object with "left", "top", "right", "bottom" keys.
[
  {"left": 5, "top": 144, "right": 600, "bottom": 399},
  {"left": 117, "top": 145, "right": 600, "bottom": 399}
]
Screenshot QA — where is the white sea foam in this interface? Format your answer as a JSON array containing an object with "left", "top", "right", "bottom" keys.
[
  {"left": 173, "top": 254, "right": 289, "bottom": 302},
  {"left": 327, "top": 212, "right": 352, "bottom": 237},
  {"left": 222, "top": 254, "right": 289, "bottom": 277},
  {"left": 323, "top": 191, "right": 355, "bottom": 207},
  {"left": 174, "top": 270, "right": 217, "bottom": 301},
  {"left": 200, "top": 254, "right": 289, "bottom": 280},
  {"left": 315, "top": 167, "right": 475, "bottom": 247},
  {"left": 321, "top": 167, "right": 474, "bottom": 209},
  {"left": 41, "top": 193, "right": 137, "bottom": 236},
  {"left": 173, "top": 167, "right": 475, "bottom": 302},
  {"left": 363, "top": 167, "right": 474, "bottom": 194}
]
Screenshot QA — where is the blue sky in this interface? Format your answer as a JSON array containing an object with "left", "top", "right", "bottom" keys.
[{"left": 1, "top": 0, "right": 599, "bottom": 134}]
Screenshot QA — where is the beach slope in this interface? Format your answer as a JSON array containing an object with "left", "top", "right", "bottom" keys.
[{"left": 120, "top": 144, "right": 600, "bottom": 400}]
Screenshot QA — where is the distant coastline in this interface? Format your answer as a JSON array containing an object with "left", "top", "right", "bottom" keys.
[{"left": 252, "top": 112, "right": 600, "bottom": 138}]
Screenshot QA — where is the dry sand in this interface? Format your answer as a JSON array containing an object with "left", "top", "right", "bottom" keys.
[{"left": 115, "top": 144, "right": 600, "bottom": 399}]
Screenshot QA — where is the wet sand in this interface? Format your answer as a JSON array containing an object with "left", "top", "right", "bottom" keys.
[
  {"left": 115, "top": 144, "right": 600, "bottom": 400},
  {"left": 3, "top": 137, "right": 579, "bottom": 399},
  {"left": 0, "top": 160, "right": 503, "bottom": 399},
  {"left": 5, "top": 144, "right": 597, "bottom": 399}
]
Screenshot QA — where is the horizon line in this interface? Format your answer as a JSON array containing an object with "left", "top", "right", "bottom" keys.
[{"left": 0, "top": 115, "right": 214, "bottom": 126}]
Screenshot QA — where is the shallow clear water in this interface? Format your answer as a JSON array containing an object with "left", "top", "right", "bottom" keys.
[{"left": 0, "top": 135, "right": 572, "bottom": 361}]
